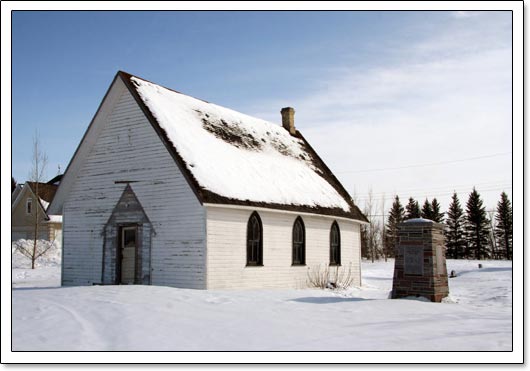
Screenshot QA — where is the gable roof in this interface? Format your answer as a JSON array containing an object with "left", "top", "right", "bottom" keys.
[
  {"left": 12, "top": 184, "right": 23, "bottom": 204},
  {"left": 11, "top": 182, "right": 58, "bottom": 220},
  {"left": 119, "top": 72, "right": 367, "bottom": 222}
]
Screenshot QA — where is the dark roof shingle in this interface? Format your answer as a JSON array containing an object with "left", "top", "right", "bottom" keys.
[
  {"left": 28, "top": 182, "right": 58, "bottom": 205},
  {"left": 119, "top": 71, "right": 368, "bottom": 222}
]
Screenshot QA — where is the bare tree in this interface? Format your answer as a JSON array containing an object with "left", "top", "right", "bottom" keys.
[
  {"left": 363, "top": 189, "right": 374, "bottom": 262},
  {"left": 17, "top": 132, "right": 50, "bottom": 269},
  {"left": 380, "top": 194, "right": 387, "bottom": 262},
  {"left": 362, "top": 189, "right": 382, "bottom": 262},
  {"left": 353, "top": 189, "right": 370, "bottom": 262}
]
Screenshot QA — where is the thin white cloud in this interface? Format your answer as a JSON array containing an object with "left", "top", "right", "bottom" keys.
[
  {"left": 251, "top": 12, "right": 512, "bottom": 211},
  {"left": 451, "top": 11, "right": 483, "bottom": 19}
]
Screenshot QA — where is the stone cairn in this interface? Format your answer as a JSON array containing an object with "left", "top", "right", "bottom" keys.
[{"left": 391, "top": 218, "right": 449, "bottom": 302}]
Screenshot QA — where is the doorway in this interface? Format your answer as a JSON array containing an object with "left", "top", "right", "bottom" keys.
[
  {"left": 119, "top": 225, "right": 137, "bottom": 284},
  {"left": 103, "top": 184, "right": 152, "bottom": 285}
]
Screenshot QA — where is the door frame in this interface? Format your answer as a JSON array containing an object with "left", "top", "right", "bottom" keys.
[{"left": 116, "top": 223, "right": 139, "bottom": 284}]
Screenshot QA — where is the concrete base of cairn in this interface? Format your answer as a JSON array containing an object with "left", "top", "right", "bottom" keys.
[{"left": 391, "top": 218, "right": 449, "bottom": 303}]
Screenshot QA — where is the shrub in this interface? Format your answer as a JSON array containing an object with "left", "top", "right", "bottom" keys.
[{"left": 307, "top": 263, "right": 355, "bottom": 289}]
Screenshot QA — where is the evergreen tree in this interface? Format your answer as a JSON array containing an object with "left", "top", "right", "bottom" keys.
[
  {"left": 385, "top": 196, "right": 405, "bottom": 258},
  {"left": 465, "top": 188, "right": 491, "bottom": 260},
  {"left": 431, "top": 198, "right": 444, "bottom": 223},
  {"left": 495, "top": 192, "right": 513, "bottom": 260},
  {"left": 405, "top": 197, "right": 421, "bottom": 219},
  {"left": 445, "top": 192, "right": 466, "bottom": 259},
  {"left": 421, "top": 199, "right": 434, "bottom": 220},
  {"left": 12, "top": 177, "right": 17, "bottom": 193}
]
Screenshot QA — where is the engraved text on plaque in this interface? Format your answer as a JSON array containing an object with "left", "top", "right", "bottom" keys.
[{"left": 404, "top": 246, "right": 423, "bottom": 275}]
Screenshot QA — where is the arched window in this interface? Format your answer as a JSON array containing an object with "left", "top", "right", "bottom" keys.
[
  {"left": 292, "top": 216, "right": 305, "bottom": 265},
  {"left": 330, "top": 221, "right": 341, "bottom": 266},
  {"left": 246, "top": 212, "right": 263, "bottom": 266}
]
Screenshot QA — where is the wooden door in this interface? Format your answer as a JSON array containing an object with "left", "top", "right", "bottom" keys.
[{"left": 120, "top": 226, "right": 137, "bottom": 284}]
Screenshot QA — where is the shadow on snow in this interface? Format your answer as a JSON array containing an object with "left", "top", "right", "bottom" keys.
[
  {"left": 12, "top": 286, "right": 63, "bottom": 291},
  {"left": 290, "top": 296, "right": 373, "bottom": 304},
  {"left": 452, "top": 267, "right": 512, "bottom": 277}
]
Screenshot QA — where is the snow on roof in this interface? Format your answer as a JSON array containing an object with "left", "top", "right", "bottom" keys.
[
  {"left": 39, "top": 198, "right": 50, "bottom": 211},
  {"left": 47, "top": 215, "right": 63, "bottom": 223},
  {"left": 129, "top": 75, "right": 360, "bottom": 216}
]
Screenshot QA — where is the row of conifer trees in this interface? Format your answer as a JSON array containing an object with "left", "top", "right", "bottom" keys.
[{"left": 361, "top": 189, "right": 512, "bottom": 261}]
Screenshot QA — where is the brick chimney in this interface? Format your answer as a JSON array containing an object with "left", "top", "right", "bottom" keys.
[{"left": 281, "top": 107, "right": 296, "bottom": 135}]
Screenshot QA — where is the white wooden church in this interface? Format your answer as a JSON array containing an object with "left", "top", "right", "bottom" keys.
[{"left": 48, "top": 71, "right": 368, "bottom": 289}]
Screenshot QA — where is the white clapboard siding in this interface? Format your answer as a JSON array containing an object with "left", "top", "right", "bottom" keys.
[
  {"left": 205, "top": 206, "right": 361, "bottom": 289},
  {"left": 62, "top": 86, "right": 206, "bottom": 288}
]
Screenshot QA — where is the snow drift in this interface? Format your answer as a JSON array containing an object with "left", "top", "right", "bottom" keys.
[{"left": 11, "top": 259, "right": 512, "bottom": 351}]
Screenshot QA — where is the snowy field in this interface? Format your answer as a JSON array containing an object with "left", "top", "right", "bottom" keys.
[{"left": 11, "top": 246, "right": 512, "bottom": 352}]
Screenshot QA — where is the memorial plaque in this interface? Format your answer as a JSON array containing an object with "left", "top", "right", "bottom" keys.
[
  {"left": 392, "top": 220, "right": 448, "bottom": 302},
  {"left": 436, "top": 245, "right": 444, "bottom": 272},
  {"left": 404, "top": 246, "right": 423, "bottom": 275}
]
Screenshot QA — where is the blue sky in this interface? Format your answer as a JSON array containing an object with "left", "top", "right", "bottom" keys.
[{"left": 11, "top": 10, "right": 512, "bottom": 211}]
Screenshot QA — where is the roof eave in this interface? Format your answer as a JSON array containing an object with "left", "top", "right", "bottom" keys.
[
  {"left": 118, "top": 71, "right": 206, "bottom": 205},
  {"left": 48, "top": 72, "right": 123, "bottom": 215},
  {"left": 295, "top": 131, "right": 368, "bottom": 223},
  {"left": 201, "top": 190, "right": 366, "bottom": 222}
]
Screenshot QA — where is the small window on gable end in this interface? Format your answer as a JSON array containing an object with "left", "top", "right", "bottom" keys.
[
  {"left": 292, "top": 216, "right": 305, "bottom": 265},
  {"left": 26, "top": 198, "right": 32, "bottom": 215},
  {"left": 330, "top": 221, "right": 341, "bottom": 266},
  {"left": 246, "top": 212, "right": 263, "bottom": 266}
]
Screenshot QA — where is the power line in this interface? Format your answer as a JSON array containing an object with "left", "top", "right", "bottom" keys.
[
  {"left": 352, "top": 180, "right": 512, "bottom": 199},
  {"left": 353, "top": 186, "right": 512, "bottom": 203},
  {"left": 364, "top": 209, "right": 498, "bottom": 218},
  {"left": 336, "top": 152, "right": 512, "bottom": 174}
]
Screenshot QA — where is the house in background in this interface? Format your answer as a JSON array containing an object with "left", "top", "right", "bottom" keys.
[
  {"left": 11, "top": 176, "right": 63, "bottom": 244},
  {"left": 48, "top": 71, "right": 368, "bottom": 289}
]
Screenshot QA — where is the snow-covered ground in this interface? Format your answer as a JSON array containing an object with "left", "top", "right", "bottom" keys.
[
  {"left": 11, "top": 240, "right": 61, "bottom": 289},
  {"left": 11, "top": 251, "right": 512, "bottom": 352}
]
